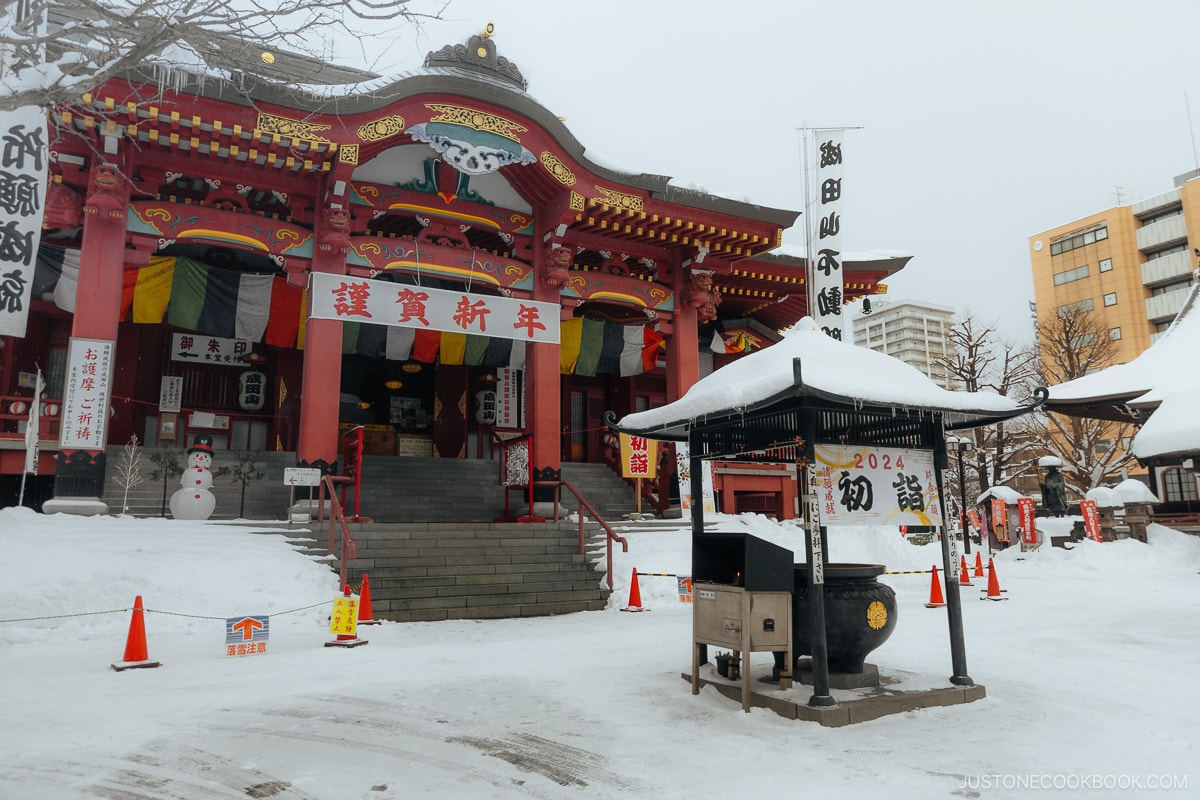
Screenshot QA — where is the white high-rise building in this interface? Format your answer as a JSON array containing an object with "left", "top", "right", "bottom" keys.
[{"left": 851, "top": 299, "right": 956, "bottom": 388}]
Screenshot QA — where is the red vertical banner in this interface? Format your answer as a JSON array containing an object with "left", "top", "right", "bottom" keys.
[
  {"left": 1018, "top": 497, "right": 1037, "bottom": 545},
  {"left": 966, "top": 508, "right": 981, "bottom": 534},
  {"left": 1079, "top": 499, "right": 1103, "bottom": 542},
  {"left": 991, "top": 498, "right": 1009, "bottom": 542}
]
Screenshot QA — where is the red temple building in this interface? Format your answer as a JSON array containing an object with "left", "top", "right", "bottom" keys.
[{"left": 0, "top": 26, "right": 907, "bottom": 514}]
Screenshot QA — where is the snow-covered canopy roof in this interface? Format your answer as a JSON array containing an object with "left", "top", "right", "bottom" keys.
[
  {"left": 613, "top": 317, "right": 1042, "bottom": 443},
  {"left": 1131, "top": 389, "right": 1200, "bottom": 461},
  {"left": 1045, "top": 278, "right": 1200, "bottom": 460},
  {"left": 978, "top": 486, "right": 1026, "bottom": 504},
  {"left": 1111, "top": 478, "right": 1161, "bottom": 504}
]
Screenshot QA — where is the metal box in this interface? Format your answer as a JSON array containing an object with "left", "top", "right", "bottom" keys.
[
  {"left": 692, "top": 584, "right": 792, "bottom": 711},
  {"left": 692, "top": 532, "right": 793, "bottom": 591},
  {"left": 693, "top": 584, "right": 791, "bottom": 651}
]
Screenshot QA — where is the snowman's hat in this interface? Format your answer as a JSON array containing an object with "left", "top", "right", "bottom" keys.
[{"left": 188, "top": 434, "right": 214, "bottom": 455}]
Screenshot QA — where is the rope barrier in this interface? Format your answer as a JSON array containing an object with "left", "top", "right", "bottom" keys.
[
  {"left": 0, "top": 599, "right": 333, "bottom": 625},
  {"left": 636, "top": 572, "right": 678, "bottom": 578}
]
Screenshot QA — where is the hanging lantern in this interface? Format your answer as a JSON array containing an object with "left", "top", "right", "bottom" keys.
[
  {"left": 239, "top": 371, "right": 267, "bottom": 411},
  {"left": 473, "top": 389, "right": 497, "bottom": 425}
]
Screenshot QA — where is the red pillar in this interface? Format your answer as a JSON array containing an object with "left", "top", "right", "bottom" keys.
[
  {"left": 296, "top": 206, "right": 348, "bottom": 473},
  {"left": 527, "top": 233, "right": 563, "bottom": 500},
  {"left": 667, "top": 255, "right": 700, "bottom": 403},
  {"left": 50, "top": 161, "right": 129, "bottom": 505}
]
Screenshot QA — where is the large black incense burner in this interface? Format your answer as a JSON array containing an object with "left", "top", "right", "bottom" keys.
[{"left": 787, "top": 563, "right": 897, "bottom": 674}]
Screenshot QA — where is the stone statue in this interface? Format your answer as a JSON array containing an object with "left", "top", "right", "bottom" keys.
[{"left": 1041, "top": 464, "right": 1068, "bottom": 517}]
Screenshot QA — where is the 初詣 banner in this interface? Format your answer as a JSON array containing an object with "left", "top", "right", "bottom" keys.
[{"left": 813, "top": 444, "right": 943, "bottom": 527}]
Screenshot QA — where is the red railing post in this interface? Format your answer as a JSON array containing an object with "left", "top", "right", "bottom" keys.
[
  {"left": 496, "top": 434, "right": 543, "bottom": 522},
  {"left": 320, "top": 475, "right": 356, "bottom": 589},
  {"left": 340, "top": 426, "right": 363, "bottom": 519}
]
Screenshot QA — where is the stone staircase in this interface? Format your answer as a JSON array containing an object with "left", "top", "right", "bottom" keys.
[
  {"left": 559, "top": 462, "right": 647, "bottom": 522},
  {"left": 340, "top": 520, "right": 612, "bottom": 622},
  {"left": 101, "top": 448, "right": 627, "bottom": 621}
]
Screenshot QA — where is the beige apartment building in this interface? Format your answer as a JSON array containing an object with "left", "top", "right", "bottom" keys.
[
  {"left": 851, "top": 299, "right": 956, "bottom": 389},
  {"left": 1030, "top": 171, "right": 1199, "bottom": 359},
  {"left": 1030, "top": 170, "right": 1200, "bottom": 492}
]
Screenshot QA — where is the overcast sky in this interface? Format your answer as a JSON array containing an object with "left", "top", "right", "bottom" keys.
[{"left": 365, "top": 0, "right": 1200, "bottom": 341}]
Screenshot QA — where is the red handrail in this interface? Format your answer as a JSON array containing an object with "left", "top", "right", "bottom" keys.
[
  {"left": 535, "top": 479, "right": 628, "bottom": 590},
  {"left": 340, "top": 426, "right": 365, "bottom": 520},
  {"left": 316, "top": 475, "right": 356, "bottom": 589}
]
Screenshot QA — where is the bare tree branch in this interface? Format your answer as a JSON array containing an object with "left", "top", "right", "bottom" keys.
[
  {"left": 1, "top": 0, "right": 447, "bottom": 112},
  {"left": 1035, "top": 306, "right": 1135, "bottom": 497},
  {"left": 937, "top": 311, "right": 1045, "bottom": 500}
]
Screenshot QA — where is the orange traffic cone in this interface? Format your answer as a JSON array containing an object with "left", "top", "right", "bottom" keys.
[
  {"left": 924, "top": 565, "right": 946, "bottom": 608},
  {"left": 621, "top": 568, "right": 645, "bottom": 612},
  {"left": 111, "top": 595, "right": 162, "bottom": 671},
  {"left": 959, "top": 555, "right": 972, "bottom": 586},
  {"left": 973, "top": 551, "right": 985, "bottom": 578},
  {"left": 357, "top": 574, "right": 381, "bottom": 625},
  {"left": 981, "top": 558, "right": 1008, "bottom": 601}
]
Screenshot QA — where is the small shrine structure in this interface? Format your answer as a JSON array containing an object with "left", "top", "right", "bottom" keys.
[{"left": 610, "top": 318, "right": 1045, "bottom": 708}]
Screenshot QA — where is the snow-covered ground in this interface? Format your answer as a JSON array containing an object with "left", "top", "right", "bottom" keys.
[{"left": 1, "top": 506, "right": 1197, "bottom": 799}]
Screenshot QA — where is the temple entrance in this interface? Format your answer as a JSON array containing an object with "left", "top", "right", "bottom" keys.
[{"left": 566, "top": 389, "right": 599, "bottom": 462}]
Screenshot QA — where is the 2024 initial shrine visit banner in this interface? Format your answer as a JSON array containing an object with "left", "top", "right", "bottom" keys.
[
  {"left": 308, "top": 273, "right": 560, "bottom": 345},
  {"left": 813, "top": 444, "right": 943, "bottom": 527}
]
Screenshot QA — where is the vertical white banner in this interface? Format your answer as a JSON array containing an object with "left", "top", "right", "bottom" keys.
[
  {"left": 0, "top": 105, "right": 48, "bottom": 338},
  {"left": 675, "top": 442, "right": 716, "bottom": 514},
  {"left": 23, "top": 368, "right": 44, "bottom": 474},
  {"left": 59, "top": 338, "right": 115, "bottom": 450},
  {"left": 811, "top": 133, "right": 845, "bottom": 341}
]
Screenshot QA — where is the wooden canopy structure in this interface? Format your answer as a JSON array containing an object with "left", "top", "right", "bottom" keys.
[{"left": 610, "top": 322, "right": 1046, "bottom": 704}]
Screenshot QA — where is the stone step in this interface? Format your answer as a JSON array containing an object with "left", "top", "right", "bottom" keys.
[{"left": 343, "top": 518, "right": 612, "bottom": 621}]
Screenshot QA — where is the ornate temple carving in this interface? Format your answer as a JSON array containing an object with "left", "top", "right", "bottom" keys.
[
  {"left": 541, "top": 245, "right": 572, "bottom": 288},
  {"left": 687, "top": 270, "right": 722, "bottom": 322},
  {"left": 82, "top": 163, "right": 127, "bottom": 221}
]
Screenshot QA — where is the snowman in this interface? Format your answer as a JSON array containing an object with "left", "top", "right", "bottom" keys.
[{"left": 170, "top": 434, "right": 216, "bottom": 520}]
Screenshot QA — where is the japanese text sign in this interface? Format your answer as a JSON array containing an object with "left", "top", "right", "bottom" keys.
[
  {"left": 1018, "top": 497, "right": 1038, "bottom": 545},
  {"left": 225, "top": 615, "right": 269, "bottom": 657},
  {"left": 329, "top": 596, "right": 359, "bottom": 636},
  {"left": 813, "top": 444, "right": 942, "bottom": 526},
  {"left": 496, "top": 367, "right": 523, "bottom": 428},
  {"left": 677, "top": 577, "right": 693, "bottom": 603},
  {"left": 0, "top": 106, "right": 48, "bottom": 338},
  {"left": 810, "top": 132, "right": 845, "bottom": 341},
  {"left": 1080, "top": 499, "right": 1103, "bottom": 543},
  {"left": 159, "top": 376, "right": 183, "bottom": 413},
  {"left": 619, "top": 433, "right": 658, "bottom": 479},
  {"left": 171, "top": 332, "right": 251, "bottom": 364},
  {"left": 309, "top": 272, "right": 560, "bottom": 344},
  {"left": 991, "top": 498, "right": 1009, "bottom": 542},
  {"left": 59, "top": 338, "right": 114, "bottom": 450}
]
